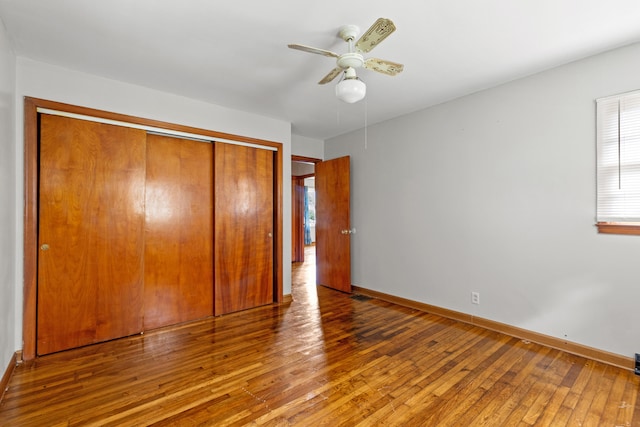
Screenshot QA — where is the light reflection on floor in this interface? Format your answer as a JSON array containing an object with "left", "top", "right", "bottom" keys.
[{"left": 292, "top": 245, "right": 317, "bottom": 304}]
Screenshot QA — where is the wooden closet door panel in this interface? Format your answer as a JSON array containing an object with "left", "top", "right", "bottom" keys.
[
  {"left": 215, "top": 143, "right": 274, "bottom": 315},
  {"left": 144, "top": 134, "right": 214, "bottom": 329},
  {"left": 37, "top": 115, "right": 146, "bottom": 355}
]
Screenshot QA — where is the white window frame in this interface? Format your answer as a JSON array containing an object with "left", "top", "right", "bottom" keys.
[{"left": 596, "top": 90, "right": 640, "bottom": 235}]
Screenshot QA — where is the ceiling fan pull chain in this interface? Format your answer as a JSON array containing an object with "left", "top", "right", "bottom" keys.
[{"left": 364, "top": 98, "right": 368, "bottom": 150}]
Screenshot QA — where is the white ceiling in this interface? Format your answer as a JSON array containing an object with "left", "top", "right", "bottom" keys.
[{"left": 2, "top": 1, "right": 640, "bottom": 140}]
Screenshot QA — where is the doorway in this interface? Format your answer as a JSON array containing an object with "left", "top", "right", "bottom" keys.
[
  {"left": 291, "top": 156, "right": 319, "bottom": 264},
  {"left": 304, "top": 177, "right": 316, "bottom": 248},
  {"left": 291, "top": 157, "right": 319, "bottom": 290},
  {"left": 291, "top": 155, "right": 351, "bottom": 294}
]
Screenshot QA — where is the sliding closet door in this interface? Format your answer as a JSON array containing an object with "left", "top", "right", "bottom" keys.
[
  {"left": 144, "top": 134, "right": 214, "bottom": 329},
  {"left": 37, "top": 115, "right": 146, "bottom": 355},
  {"left": 215, "top": 143, "right": 274, "bottom": 314}
]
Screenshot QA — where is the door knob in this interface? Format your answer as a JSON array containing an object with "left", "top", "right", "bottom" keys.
[{"left": 40, "top": 244, "right": 50, "bottom": 251}]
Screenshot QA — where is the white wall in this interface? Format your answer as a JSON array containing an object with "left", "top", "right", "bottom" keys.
[
  {"left": 0, "top": 17, "right": 16, "bottom": 371},
  {"left": 14, "top": 58, "right": 292, "bottom": 352},
  {"left": 292, "top": 134, "right": 324, "bottom": 159},
  {"left": 326, "top": 42, "right": 640, "bottom": 359}
]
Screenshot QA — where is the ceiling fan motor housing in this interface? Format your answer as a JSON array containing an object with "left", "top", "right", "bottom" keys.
[{"left": 337, "top": 52, "right": 364, "bottom": 70}]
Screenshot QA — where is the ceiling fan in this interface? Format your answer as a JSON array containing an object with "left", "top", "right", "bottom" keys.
[{"left": 288, "top": 18, "right": 404, "bottom": 103}]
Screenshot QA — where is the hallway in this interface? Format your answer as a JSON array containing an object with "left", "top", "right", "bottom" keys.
[
  {"left": 292, "top": 244, "right": 317, "bottom": 304},
  {"left": 292, "top": 245, "right": 316, "bottom": 288}
]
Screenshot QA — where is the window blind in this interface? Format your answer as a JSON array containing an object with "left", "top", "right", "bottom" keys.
[{"left": 596, "top": 91, "right": 640, "bottom": 222}]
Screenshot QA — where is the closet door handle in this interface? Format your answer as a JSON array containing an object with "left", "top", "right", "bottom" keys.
[{"left": 41, "top": 244, "right": 50, "bottom": 251}]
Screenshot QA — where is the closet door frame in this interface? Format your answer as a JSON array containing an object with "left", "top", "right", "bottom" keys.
[{"left": 22, "top": 97, "right": 284, "bottom": 361}]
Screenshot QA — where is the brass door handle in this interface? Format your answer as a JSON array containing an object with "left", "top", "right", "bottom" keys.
[{"left": 41, "top": 244, "right": 50, "bottom": 251}]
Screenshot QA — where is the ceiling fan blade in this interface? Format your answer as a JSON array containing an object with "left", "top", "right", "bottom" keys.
[
  {"left": 318, "top": 67, "right": 343, "bottom": 85},
  {"left": 288, "top": 43, "right": 339, "bottom": 58},
  {"left": 364, "top": 58, "right": 404, "bottom": 76},
  {"left": 355, "top": 18, "right": 396, "bottom": 53}
]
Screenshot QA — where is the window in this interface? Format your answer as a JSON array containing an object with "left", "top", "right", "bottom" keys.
[{"left": 596, "top": 90, "right": 640, "bottom": 235}]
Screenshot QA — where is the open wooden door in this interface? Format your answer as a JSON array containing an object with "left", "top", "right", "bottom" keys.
[{"left": 315, "top": 156, "right": 351, "bottom": 293}]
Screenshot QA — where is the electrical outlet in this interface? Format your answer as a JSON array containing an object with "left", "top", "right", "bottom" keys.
[{"left": 471, "top": 292, "right": 480, "bottom": 305}]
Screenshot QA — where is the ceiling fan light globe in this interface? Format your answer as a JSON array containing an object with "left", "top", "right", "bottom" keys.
[{"left": 335, "top": 78, "right": 366, "bottom": 103}]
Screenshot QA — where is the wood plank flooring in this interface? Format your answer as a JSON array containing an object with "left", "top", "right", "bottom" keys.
[{"left": 2, "top": 246, "right": 640, "bottom": 426}]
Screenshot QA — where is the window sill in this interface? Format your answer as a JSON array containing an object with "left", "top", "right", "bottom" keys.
[{"left": 596, "top": 222, "right": 640, "bottom": 235}]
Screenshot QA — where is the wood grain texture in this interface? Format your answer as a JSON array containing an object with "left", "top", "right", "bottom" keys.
[
  {"left": 315, "top": 156, "right": 351, "bottom": 293},
  {"left": 22, "top": 98, "right": 39, "bottom": 360},
  {"left": 2, "top": 252, "right": 639, "bottom": 425},
  {"left": 144, "top": 134, "right": 214, "bottom": 329},
  {"left": 596, "top": 222, "right": 640, "bottom": 235},
  {"left": 214, "top": 143, "right": 274, "bottom": 314},
  {"left": 352, "top": 285, "right": 636, "bottom": 371},
  {"left": 37, "top": 115, "right": 146, "bottom": 355},
  {"left": 272, "top": 141, "right": 284, "bottom": 304},
  {"left": 23, "top": 97, "right": 285, "bottom": 360}
]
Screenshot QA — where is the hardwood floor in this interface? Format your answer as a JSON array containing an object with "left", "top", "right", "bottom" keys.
[{"left": 2, "top": 246, "right": 640, "bottom": 426}]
